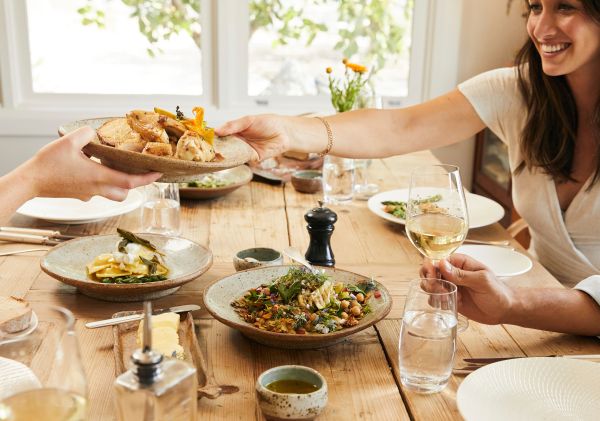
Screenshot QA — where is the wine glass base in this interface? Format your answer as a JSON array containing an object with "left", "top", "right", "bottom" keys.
[{"left": 353, "top": 183, "right": 379, "bottom": 200}]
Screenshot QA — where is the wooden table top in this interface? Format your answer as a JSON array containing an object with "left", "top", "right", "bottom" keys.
[{"left": 3, "top": 151, "right": 599, "bottom": 420}]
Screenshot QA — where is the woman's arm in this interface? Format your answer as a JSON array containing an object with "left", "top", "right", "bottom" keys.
[
  {"left": 421, "top": 255, "right": 600, "bottom": 336},
  {"left": 0, "top": 127, "right": 161, "bottom": 225},
  {"left": 217, "top": 89, "right": 486, "bottom": 160}
]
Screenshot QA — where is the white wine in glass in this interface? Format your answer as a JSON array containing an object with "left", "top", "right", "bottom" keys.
[{"left": 405, "top": 164, "right": 469, "bottom": 331}]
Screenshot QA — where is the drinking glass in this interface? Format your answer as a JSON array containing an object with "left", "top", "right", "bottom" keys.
[
  {"left": 399, "top": 278, "right": 457, "bottom": 393},
  {"left": 142, "top": 182, "right": 181, "bottom": 236},
  {"left": 404, "top": 164, "right": 469, "bottom": 331},
  {"left": 353, "top": 159, "right": 379, "bottom": 200},
  {"left": 322, "top": 155, "right": 355, "bottom": 204},
  {"left": 0, "top": 307, "right": 87, "bottom": 421}
]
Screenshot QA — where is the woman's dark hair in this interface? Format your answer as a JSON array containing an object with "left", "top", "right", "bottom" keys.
[{"left": 515, "top": 0, "right": 600, "bottom": 185}]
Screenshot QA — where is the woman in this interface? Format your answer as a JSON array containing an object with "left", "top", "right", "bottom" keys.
[
  {"left": 0, "top": 127, "right": 161, "bottom": 224},
  {"left": 217, "top": 0, "right": 600, "bottom": 335}
]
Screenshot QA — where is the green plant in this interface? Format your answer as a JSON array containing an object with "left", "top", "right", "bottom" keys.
[
  {"left": 326, "top": 59, "right": 369, "bottom": 113},
  {"left": 76, "top": 0, "right": 412, "bottom": 76}
]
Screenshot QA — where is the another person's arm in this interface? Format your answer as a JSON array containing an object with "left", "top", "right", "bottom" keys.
[
  {"left": 0, "top": 127, "right": 161, "bottom": 225},
  {"left": 216, "top": 89, "right": 486, "bottom": 160},
  {"left": 421, "top": 255, "right": 600, "bottom": 336}
]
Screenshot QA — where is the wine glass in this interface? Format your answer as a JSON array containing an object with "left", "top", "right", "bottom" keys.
[
  {"left": 404, "top": 164, "right": 469, "bottom": 332},
  {"left": 0, "top": 307, "right": 87, "bottom": 421}
]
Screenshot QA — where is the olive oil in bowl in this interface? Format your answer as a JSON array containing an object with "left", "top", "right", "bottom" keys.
[{"left": 266, "top": 379, "right": 320, "bottom": 394}]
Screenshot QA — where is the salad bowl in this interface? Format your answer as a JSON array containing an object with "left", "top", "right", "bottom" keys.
[{"left": 203, "top": 265, "right": 392, "bottom": 349}]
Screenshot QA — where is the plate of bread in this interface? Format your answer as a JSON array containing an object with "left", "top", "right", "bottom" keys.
[
  {"left": 0, "top": 296, "right": 38, "bottom": 341},
  {"left": 58, "top": 107, "right": 256, "bottom": 183}
]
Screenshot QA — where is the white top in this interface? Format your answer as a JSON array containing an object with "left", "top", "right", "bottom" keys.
[{"left": 458, "top": 68, "right": 600, "bottom": 304}]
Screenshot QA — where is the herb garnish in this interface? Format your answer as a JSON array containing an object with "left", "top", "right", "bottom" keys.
[
  {"left": 117, "top": 228, "right": 164, "bottom": 255},
  {"left": 100, "top": 274, "right": 167, "bottom": 284}
]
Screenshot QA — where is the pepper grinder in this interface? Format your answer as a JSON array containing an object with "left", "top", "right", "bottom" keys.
[{"left": 304, "top": 201, "right": 338, "bottom": 267}]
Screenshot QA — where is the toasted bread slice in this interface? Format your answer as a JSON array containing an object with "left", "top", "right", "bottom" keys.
[
  {"left": 97, "top": 118, "right": 143, "bottom": 149},
  {"left": 158, "top": 115, "right": 187, "bottom": 139},
  {"left": 127, "top": 110, "right": 169, "bottom": 144},
  {"left": 175, "top": 131, "right": 216, "bottom": 162},
  {"left": 142, "top": 142, "right": 173, "bottom": 157},
  {"left": 0, "top": 296, "right": 32, "bottom": 333}
]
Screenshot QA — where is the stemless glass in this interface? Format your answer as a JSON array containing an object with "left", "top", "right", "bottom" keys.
[
  {"left": 142, "top": 182, "right": 181, "bottom": 236},
  {"left": 404, "top": 164, "right": 469, "bottom": 331},
  {"left": 399, "top": 278, "right": 457, "bottom": 393},
  {"left": 0, "top": 307, "right": 87, "bottom": 421},
  {"left": 322, "top": 156, "right": 355, "bottom": 204}
]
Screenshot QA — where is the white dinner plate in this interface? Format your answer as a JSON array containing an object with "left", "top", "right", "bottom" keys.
[
  {"left": 367, "top": 189, "right": 504, "bottom": 229},
  {"left": 16, "top": 189, "right": 143, "bottom": 224},
  {"left": 457, "top": 357, "right": 600, "bottom": 421},
  {"left": 455, "top": 245, "right": 532, "bottom": 277}
]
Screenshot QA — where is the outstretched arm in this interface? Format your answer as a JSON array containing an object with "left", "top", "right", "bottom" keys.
[
  {"left": 0, "top": 127, "right": 161, "bottom": 225},
  {"left": 217, "top": 89, "right": 486, "bottom": 160},
  {"left": 421, "top": 255, "right": 600, "bottom": 336}
]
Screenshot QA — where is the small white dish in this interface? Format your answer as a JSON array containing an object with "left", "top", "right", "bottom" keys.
[
  {"left": 1, "top": 311, "right": 38, "bottom": 342},
  {"left": 367, "top": 189, "right": 505, "bottom": 229},
  {"left": 17, "top": 189, "right": 143, "bottom": 224},
  {"left": 0, "top": 357, "right": 42, "bottom": 400},
  {"left": 457, "top": 357, "right": 600, "bottom": 421},
  {"left": 455, "top": 245, "right": 532, "bottom": 277}
]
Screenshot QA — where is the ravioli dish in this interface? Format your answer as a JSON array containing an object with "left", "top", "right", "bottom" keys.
[
  {"left": 86, "top": 229, "right": 169, "bottom": 284},
  {"left": 231, "top": 268, "right": 382, "bottom": 335}
]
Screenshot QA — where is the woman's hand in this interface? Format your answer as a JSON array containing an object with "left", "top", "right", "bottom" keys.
[
  {"left": 420, "top": 254, "right": 515, "bottom": 325},
  {"left": 21, "top": 127, "right": 161, "bottom": 202},
  {"left": 216, "top": 114, "right": 294, "bottom": 161}
]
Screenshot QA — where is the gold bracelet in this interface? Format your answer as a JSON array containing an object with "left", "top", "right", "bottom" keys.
[{"left": 315, "top": 116, "right": 333, "bottom": 157}]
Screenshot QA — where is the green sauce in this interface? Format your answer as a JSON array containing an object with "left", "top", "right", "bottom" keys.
[{"left": 266, "top": 379, "right": 320, "bottom": 394}]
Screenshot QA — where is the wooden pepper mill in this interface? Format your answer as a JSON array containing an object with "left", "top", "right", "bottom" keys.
[{"left": 304, "top": 201, "right": 338, "bottom": 267}]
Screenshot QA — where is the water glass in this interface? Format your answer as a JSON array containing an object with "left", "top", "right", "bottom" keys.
[
  {"left": 0, "top": 307, "right": 87, "bottom": 421},
  {"left": 399, "top": 278, "right": 457, "bottom": 393},
  {"left": 353, "top": 159, "right": 379, "bottom": 200},
  {"left": 141, "top": 182, "right": 181, "bottom": 236},
  {"left": 322, "top": 155, "right": 354, "bottom": 204}
]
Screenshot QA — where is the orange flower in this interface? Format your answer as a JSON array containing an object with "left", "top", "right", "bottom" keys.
[
  {"left": 326, "top": 67, "right": 332, "bottom": 74},
  {"left": 345, "top": 62, "right": 368, "bottom": 73},
  {"left": 342, "top": 58, "right": 348, "bottom": 64}
]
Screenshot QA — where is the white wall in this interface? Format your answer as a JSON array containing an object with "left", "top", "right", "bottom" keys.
[{"left": 427, "top": 0, "right": 527, "bottom": 188}]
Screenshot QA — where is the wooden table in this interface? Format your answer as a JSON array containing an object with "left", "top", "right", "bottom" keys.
[{"left": 3, "top": 152, "right": 599, "bottom": 420}]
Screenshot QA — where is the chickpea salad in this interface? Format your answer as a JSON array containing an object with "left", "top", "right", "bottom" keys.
[{"left": 231, "top": 268, "right": 382, "bottom": 335}]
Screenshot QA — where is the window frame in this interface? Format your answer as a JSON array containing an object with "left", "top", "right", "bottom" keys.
[{"left": 0, "top": 0, "right": 432, "bottom": 136}]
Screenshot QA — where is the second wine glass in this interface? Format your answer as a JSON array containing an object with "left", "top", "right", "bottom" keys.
[{"left": 404, "top": 164, "right": 469, "bottom": 331}]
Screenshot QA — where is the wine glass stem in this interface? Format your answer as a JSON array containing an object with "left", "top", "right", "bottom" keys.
[{"left": 431, "top": 259, "right": 441, "bottom": 279}]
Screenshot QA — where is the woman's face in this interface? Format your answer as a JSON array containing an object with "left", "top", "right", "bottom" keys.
[{"left": 527, "top": 0, "right": 600, "bottom": 77}]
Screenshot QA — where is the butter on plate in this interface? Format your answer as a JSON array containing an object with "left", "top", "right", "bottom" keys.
[{"left": 136, "top": 312, "right": 184, "bottom": 360}]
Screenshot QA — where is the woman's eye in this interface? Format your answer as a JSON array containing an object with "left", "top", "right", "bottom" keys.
[
  {"left": 558, "top": 3, "right": 575, "bottom": 11},
  {"left": 528, "top": 3, "right": 542, "bottom": 13}
]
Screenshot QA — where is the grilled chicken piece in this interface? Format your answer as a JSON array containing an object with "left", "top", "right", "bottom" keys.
[
  {"left": 175, "top": 131, "right": 215, "bottom": 162},
  {"left": 142, "top": 142, "right": 173, "bottom": 157},
  {"left": 158, "top": 115, "right": 187, "bottom": 139},
  {"left": 97, "top": 118, "right": 146, "bottom": 152},
  {"left": 126, "top": 110, "right": 169, "bottom": 144}
]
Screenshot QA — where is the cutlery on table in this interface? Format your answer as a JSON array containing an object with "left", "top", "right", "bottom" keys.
[
  {"left": 85, "top": 304, "right": 201, "bottom": 328},
  {"left": 462, "top": 239, "right": 512, "bottom": 247},
  {"left": 454, "top": 354, "right": 600, "bottom": 374},
  {"left": 0, "top": 227, "right": 80, "bottom": 246},
  {"left": 0, "top": 248, "right": 50, "bottom": 257}
]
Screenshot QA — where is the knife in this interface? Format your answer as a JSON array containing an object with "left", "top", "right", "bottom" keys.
[
  {"left": 85, "top": 304, "right": 201, "bottom": 328},
  {"left": 462, "top": 354, "right": 600, "bottom": 364}
]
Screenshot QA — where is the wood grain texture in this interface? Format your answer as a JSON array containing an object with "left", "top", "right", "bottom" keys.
[{"left": 2, "top": 152, "right": 598, "bottom": 420}]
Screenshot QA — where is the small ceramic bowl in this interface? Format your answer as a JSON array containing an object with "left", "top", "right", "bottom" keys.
[
  {"left": 256, "top": 365, "right": 328, "bottom": 421},
  {"left": 233, "top": 248, "right": 283, "bottom": 271},
  {"left": 291, "top": 170, "right": 322, "bottom": 194}
]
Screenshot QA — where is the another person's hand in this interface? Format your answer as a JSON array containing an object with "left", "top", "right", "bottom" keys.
[
  {"left": 21, "top": 127, "right": 161, "bottom": 201},
  {"left": 420, "top": 254, "right": 515, "bottom": 325},
  {"left": 216, "top": 114, "right": 292, "bottom": 161}
]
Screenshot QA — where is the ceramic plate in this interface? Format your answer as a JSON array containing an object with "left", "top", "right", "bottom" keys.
[
  {"left": 367, "top": 189, "right": 505, "bottom": 229},
  {"left": 179, "top": 165, "right": 253, "bottom": 200},
  {"left": 1, "top": 311, "right": 38, "bottom": 342},
  {"left": 455, "top": 245, "right": 533, "bottom": 277},
  {"left": 457, "top": 357, "right": 600, "bottom": 421},
  {"left": 59, "top": 117, "right": 255, "bottom": 183},
  {"left": 17, "top": 189, "right": 143, "bottom": 224},
  {"left": 41, "top": 233, "right": 212, "bottom": 302},
  {"left": 204, "top": 265, "right": 392, "bottom": 349}
]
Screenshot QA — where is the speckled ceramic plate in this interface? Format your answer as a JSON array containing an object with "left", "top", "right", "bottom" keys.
[
  {"left": 58, "top": 117, "right": 256, "bottom": 183},
  {"left": 204, "top": 265, "right": 392, "bottom": 349},
  {"left": 179, "top": 165, "right": 253, "bottom": 200},
  {"left": 41, "top": 233, "right": 212, "bottom": 302}
]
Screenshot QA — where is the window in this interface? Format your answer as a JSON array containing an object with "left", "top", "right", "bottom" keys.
[{"left": 0, "top": 0, "right": 430, "bottom": 126}]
